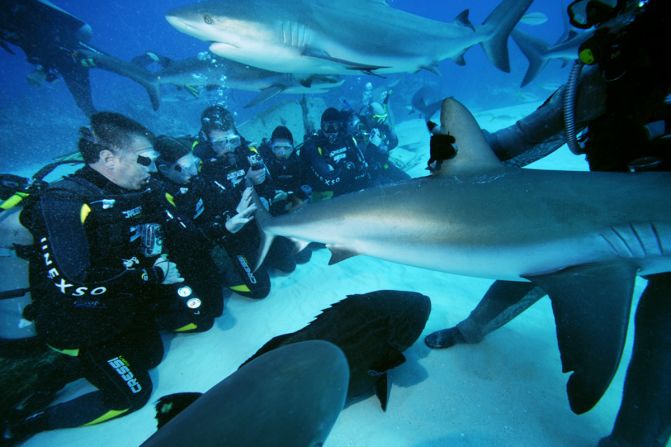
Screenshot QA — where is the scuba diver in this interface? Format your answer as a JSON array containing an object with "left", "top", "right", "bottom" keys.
[
  {"left": 191, "top": 105, "right": 276, "bottom": 296},
  {"left": 425, "top": 1, "right": 671, "bottom": 446},
  {"left": 0, "top": 0, "right": 159, "bottom": 116},
  {"left": 301, "top": 107, "right": 370, "bottom": 200},
  {"left": 153, "top": 136, "right": 225, "bottom": 333},
  {"left": 1, "top": 112, "right": 185, "bottom": 445}
]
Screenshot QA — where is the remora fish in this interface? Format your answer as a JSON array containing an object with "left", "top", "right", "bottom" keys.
[
  {"left": 255, "top": 97, "right": 671, "bottom": 414},
  {"left": 134, "top": 51, "right": 344, "bottom": 108},
  {"left": 241, "top": 290, "right": 431, "bottom": 411},
  {"left": 141, "top": 340, "right": 349, "bottom": 447},
  {"left": 166, "top": 0, "right": 532, "bottom": 76}
]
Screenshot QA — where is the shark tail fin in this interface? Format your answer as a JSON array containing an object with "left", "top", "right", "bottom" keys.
[
  {"left": 154, "top": 392, "right": 203, "bottom": 429},
  {"left": 511, "top": 29, "right": 548, "bottom": 87},
  {"left": 253, "top": 189, "right": 275, "bottom": 272},
  {"left": 478, "top": 0, "right": 533, "bottom": 73}
]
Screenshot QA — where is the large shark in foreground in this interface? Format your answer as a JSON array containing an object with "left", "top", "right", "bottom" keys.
[
  {"left": 166, "top": 0, "right": 532, "bottom": 76},
  {"left": 255, "top": 97, "right": 671, "bottom": 414},
  {"left": 141, "top": 340, "right": 349, "bottom": 447},
  {"left": 240, "top": 290, "right": 431, "bottom": 411}
]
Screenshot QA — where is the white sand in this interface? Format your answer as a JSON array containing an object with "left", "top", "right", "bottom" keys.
[{"left": 19, "top": 102, "right": 642, "bottom": 447}]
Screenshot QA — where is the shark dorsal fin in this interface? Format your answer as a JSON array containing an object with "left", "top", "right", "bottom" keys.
[{"left": 436, "top": 97, "right": 503, "bottom": 174}]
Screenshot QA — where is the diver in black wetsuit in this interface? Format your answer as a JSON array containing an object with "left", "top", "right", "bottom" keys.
[
  {"left": 1, "top": 113, "right": 184, "bottom": 445},
  {"left": 191, "top": 105, "right": 277, "bottom": 296},
  {"left": 355, "top": 100, "right": 410, "bottom": 186},
  {"left": 153, "top": 135, "right": 226, "bottom": 332},
  {"left": 425, "top": 1, "right": 671, "bottom": 446},
  {"left": 301, "top": 107, "right": 370, "bottom": 200}
]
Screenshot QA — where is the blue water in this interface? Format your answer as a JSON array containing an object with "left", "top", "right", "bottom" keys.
[{"left": 0, "top": 0, "right": 568, "bottom": 172}]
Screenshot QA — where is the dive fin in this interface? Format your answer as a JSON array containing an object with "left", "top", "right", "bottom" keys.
[
  {"left": 524, "top": 262, "right": 636, "bottom": 414},
  {"left": 374, "top": 373, "right": 391, "bottom": 411},
  {"left": 75, "top": 46, "right": 161, "bottom": 110},
  {"left": 327, "top": 246, "right": 358, "bottom": 265},
  {"left": 154, "top": 392, "right": 203, "bottom": 429},
  {"left": 244, "top": 84, "right": 286, "bottom": 108}
]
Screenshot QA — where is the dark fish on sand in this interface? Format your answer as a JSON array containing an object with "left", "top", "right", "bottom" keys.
[{"left": 241, "top": 290, "right": 432, "bottom": 411}]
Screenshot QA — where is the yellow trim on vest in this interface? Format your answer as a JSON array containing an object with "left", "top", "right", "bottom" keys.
[
  {"left": 317, "top": 146, "right": 323, "bottom": 156},
  {"left": 230, "top": 284, "right": 251, "bottom": 293},
  {"left": 48, "top": 344, "right": 80, "bottom": 357},
  {"left": 191, "top": 140, "right": 199, "bottom": 151},
  {"left": 165, "top": 192, "right": 176, "bottom": 208},
  {"left": 175, "top": 323, "right": 198, "bottom": 332},
  {"left": 83, "top": 408, "right": 129, "bottom": 426},
  {"left": 249, "top": 146, "right": 258, "bottom": 154},
  {"left": 0, "top": 192, "right": 29, "bottom": 210},
  {"left": 80, "top": 203, "right": 92, "bottom": 224},
  {"left": 312, "top": 191, "right": 334, "bottom": 202}
]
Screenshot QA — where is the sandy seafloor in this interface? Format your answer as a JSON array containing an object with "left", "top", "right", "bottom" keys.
[{"left": 13, "top": 100, "right": 652, "bottom": 447}]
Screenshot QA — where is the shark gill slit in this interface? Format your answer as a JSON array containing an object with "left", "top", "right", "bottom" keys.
[{"left": 650, "top": 222, "right": 665, "bottom": 255}]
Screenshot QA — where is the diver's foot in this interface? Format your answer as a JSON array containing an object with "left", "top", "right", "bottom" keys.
[{"left": 424, "top": 327, "right": 466, "bottom": 349}]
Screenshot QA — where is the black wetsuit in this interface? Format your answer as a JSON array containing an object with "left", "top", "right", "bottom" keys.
[
  {"left": 14, "top": 166, "right": 173, "bottom": 436},
  {"left": 192, "top": 138, "right": 274, "bottom": 297},
  {"left": 258, "top": 142, "right": 311, "bottom": 215},
  {"left": 0, "top": 0, "right": 95, "bottom": 116},
  {"left": 357, "top": 117, "right": 409, "bottom": 186},
  {"left": 301, "top": 131, "right": 370, "bottom": 199},
  {"left": 151, "top": 177, "right": 225, "bottom": 331},
  {"left": 426, "top": 2, "right": 671, "bottom": 446}
]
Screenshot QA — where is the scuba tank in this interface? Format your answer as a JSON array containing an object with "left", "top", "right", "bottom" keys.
[{"left": 0, "top": 160, "right": 83, "bottom": 347}]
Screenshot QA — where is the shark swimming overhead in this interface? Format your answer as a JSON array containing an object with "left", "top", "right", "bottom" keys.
[
  {"left": 134, "top": 51, "right": 344, "bottom": 108},
  {"left": 166, "top": 0, "right": 532, "bottom": 76},
  {"left": 255, "top": 97, "right": 671, "bottom": 415}
]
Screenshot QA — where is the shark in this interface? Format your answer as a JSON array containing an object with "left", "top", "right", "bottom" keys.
[
  {"left": 133, "top": 51, "right": 344, "bottom": 108},
  {"left": 141, "top": 340, "right": 349, "bottom": 447},
  {"left": 254, "top": 97, "right": 671, "bottom": 415},
  {"left": 165, "top": 0, "right": 532, "bottom": 76},
  {"left": 240, "top": 290, "right": 431, "bottom": 411},
  {"left": 512, "top": 28, "right": 592, "bottom": 86}
]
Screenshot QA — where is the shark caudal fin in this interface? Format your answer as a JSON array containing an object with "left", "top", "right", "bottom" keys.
[
  {"left": 76, "top": 46, "right": 161, "bottom": 110},
  {"left": 477, "top": 0, "right": 533, "bottom": 73},
  {"left": 511, "top": 29, "right": 549, "bottom": 87}
]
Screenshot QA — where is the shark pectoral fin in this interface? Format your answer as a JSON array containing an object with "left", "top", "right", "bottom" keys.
[
  {"left": 524, "top": 262, "right": 636, "bottom": 414},
  {"left": 327, "top": 246, "right": 358, "bottom": 265},
  {"left": 244, "top": 85, "right": 287, "bottom": 108},
  {"left": 302, "top": 47, "right": 389, "bottom": 74},
  {"left": 299, "top": 77, "right": 313, "bottom": 88},
  {"left": 374, "top": 373, "right": 390, "bottom": 411},
  {"left": 452, "top": 51, "right": 467, "bottom": 66},
  {"left": 419, "top": 63, "right": 441, "bottom": 75}
]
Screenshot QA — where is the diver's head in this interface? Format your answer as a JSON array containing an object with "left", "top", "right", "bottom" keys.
[
  {"left": 79, "top": 112, "right": 158, "bottom": 191},
  {"left": 321, "top": 107, "right": 342, "bottom": 144},
  {"left": 270, "top": 126, "right": 294, "bottom": 160},
  {"left": 568, "top": 0, "right": 654, "bottom": 73},
  {"left": 155, "top": 136, "right": 201, "bottom": 185},
  {"left": 200, "top": 105, "right": 240, "bottom": 156}
]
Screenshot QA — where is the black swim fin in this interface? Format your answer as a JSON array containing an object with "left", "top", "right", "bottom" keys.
[
  {"left": 154, "top": 392, "right": 203, "bottom": 429},
  {"left": 525, "top": 262, "right": 635, "bottom": 414}
]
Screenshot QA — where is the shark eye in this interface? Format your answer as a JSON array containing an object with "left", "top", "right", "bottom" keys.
[{"left": 203, "top": 14, "right": 213, "bottom": 25}]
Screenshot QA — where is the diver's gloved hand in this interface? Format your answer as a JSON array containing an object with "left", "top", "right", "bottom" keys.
[
  {"left": 226, "top": 187, "right": 258, "bottom": 234},
  {"left": 369, "top": 128, "right": 383, "bottom": 147},
  {"left": 426, "top": 121, "right": 458, "bottom": 172},
  {"left": 152, "top": 255, "right": 184, "bottom": 285}
]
